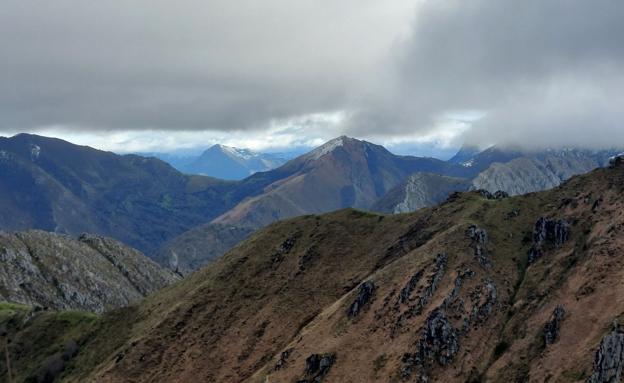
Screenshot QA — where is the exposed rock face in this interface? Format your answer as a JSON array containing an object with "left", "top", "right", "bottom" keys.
[
  {"left": 470, "top": 279, "right": 498, "bottom": 325},
  {"left": 371, "top": 173, "right": 471, "bottom": 214},
  {"left": 587, "top": 325, "right": 624, "bottom": 383},
  {"left": 0, "top": 230, "right": 177, "bottom": 312},
  {"left": 419, "top": 310, "right": 460, "bottom": 366},
  {"left": 347, "top": 280, "right": 375, "bottom": 318},
  {"left": 478, "top": 190, "right": 510, "bottom": 200},
  {"left": 274, "top": 348, "right": 293, "bottom": 371},
  {"left": 543, "top": 305, "right": 566, "bottom": 345},
  {"left": 608, "top": 154, "right": 624, "bottom": 168},
  {"left": 396, "top": 254, "right": 448, "bottom": 325},
  {"left": 399, "top": 270, "right": 424, "bottom": 304},
  {"left": 528, "top": 218, "right": 570, "bottom": 264},
  {"left": 467, "top": 225, "right": 490, "bottom": 267},
  {"left": 443, "top": 268, "right": 476, "bottom": 307},
  {"left": 373, "top": 148, "right": 618, "bottom": 216},
  {"left": 402, "top": 309, "right": 460, "bottom": 381},
  {"left": 299, "top": 353, "right": 335, "bottom": 383}
]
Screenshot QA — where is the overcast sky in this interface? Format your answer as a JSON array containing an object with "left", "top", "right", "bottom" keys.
[{"left": 1, "top": 0, "right": 623, "bottom": 154}]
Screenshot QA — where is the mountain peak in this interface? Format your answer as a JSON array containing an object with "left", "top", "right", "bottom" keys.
[
  {"left": 185, "top": 144, "right": 286, "bottom": 180},
  {"left": 204, "top": 144, "right": 255, "bottom": 159},
  {"left": 305, "top": 136, "right": 366, "bottom": 160}
]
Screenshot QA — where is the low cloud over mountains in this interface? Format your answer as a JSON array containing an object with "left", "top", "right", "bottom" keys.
[{"left": 1, "top": 1, "right": 623, "bottom": 150}]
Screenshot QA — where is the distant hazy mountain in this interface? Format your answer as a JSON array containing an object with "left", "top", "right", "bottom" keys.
[
  {"left": 0, "top": 230, "right": 177, "bottom": 312},
  {"left": 178, "top": 144, "right": 287, "bottom": 180},
  {"left": 447, "top": 145, "right": 482, "bottom": 165},
  {"left": 144, "top": 145, "right": 290, "bottom": 180}
]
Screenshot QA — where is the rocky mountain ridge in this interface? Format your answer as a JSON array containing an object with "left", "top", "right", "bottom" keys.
[
  {"left": 0, "top": 230, "right": 177, "bottom": 313},
  {"left": 377, "top": 147, "right": 618, "bottom": 215}
]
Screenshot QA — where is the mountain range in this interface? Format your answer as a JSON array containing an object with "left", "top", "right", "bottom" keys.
[
  {"left": 158, "top": 136, "right": 477, "bottom": 272},
  {"left": 145, "top": 145, "right": 290, "bottom": 180},
  {"left": 3, "top": 157, "right": 624, "bottom": 382},
  {"left": 0, "top": 133, "right": 244, "bottom": 255},
  {"left": 375, "top": 147, "right": 617, "bottom": 214},
  {"left": 0, "top": 133, "right": 617, "bottom": 275}
]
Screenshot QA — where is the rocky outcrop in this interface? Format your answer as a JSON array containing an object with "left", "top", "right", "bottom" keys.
[
  {"left": 347, "top": 280, "right": 375, "bottom": 318},
  {"left": 467, "top": 225, "right": 490, "bottom": 267},
  {"left": 399, "top": 270, "right": 424, "bottom": 304},
  {"left": 273, "top": 348, "right": 293, "bottom": 371},
  {"left": 0, "top": 230, "right": 177, "bottom": 313},
  {"left": 443, "top": 268, "right": 476, "bottom": 308},
  {"left": 587, "top": 324, "right": 624, "bottom": 383},
  {"left": 396, "top": 254, "right": 448, "bottom": 324},
  {"left": 371, "top": 173, "right": 471, "bottom": 214},
  {"left": 608, "top": 154, "right": 624, "bottom": 168},
  {"left": 469, "top": 279, "right": 498, "bottom": 325},
  {"left": 402, "top": 309, "right": 460, "bottom": 381},
  {"left": 478, "top": 190, "right": 510, "bottom": 200},
  {"left": 298, "top": 353, "right": 335, "bottom": 383},
  {"left": 528, "top": 218, "right": 570, "bottom": 264},
  {"left": 543, "top": 305, "right": 566, "bottom": 346}
]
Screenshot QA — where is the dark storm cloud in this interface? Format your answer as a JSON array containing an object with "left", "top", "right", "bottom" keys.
[
  {"left": 0, "top": 0, "right": 412, "bottom": 131},
  {"left": 346, "top": 0, "right": 624, "bottom": 148},
  {"left": 2, "top": 0, "right": 624, "bottom": 150}
]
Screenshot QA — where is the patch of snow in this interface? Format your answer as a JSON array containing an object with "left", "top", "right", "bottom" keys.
[
  {"left": 461, "top": 159, "right": 474, "bottom": 167},
  {"left": 219, "top": 145, "right": 257, "bottom": 160},
  {"left": 306, "top": 136, "right": 346, "bottom": 160}
]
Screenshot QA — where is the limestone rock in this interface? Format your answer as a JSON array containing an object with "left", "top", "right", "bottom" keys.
[
  {"left": 544, "top": 305, "right": 566, "bottom": 345},
  {"left": 347, "top": 280, "right": 375, "bottom": 318},
  {"left": 528, "top": 218, "right": 570, "bottom": 264},
  {"left": 0, "top": 230, "right": 177, "bottom": 313},
  {"left": 587, "top": 324, "right": 624, "bottom": 383}
]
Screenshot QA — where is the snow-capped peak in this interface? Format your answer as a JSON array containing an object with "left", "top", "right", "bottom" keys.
[
  {"left": 217, "top": 144, "right": 257, "bottom": 160},
  {"left": 306, "top": 136, "right": 350, "bottom": 160}
]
